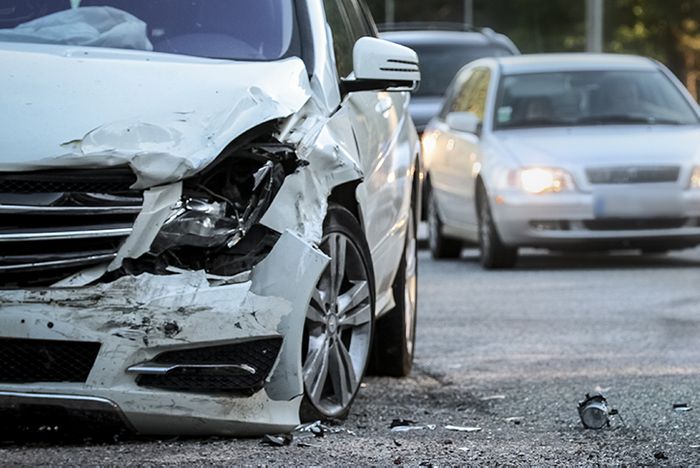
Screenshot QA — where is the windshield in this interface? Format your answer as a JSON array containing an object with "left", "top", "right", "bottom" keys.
[
  {"left": 410, "top": 43, "right": 512, "bottom": 97},
  {"left": 494, "top": 69, "right": 700, "bottom": 130},
  {"left": 0, "top": 0, "right": 297, "bottom": 61}
]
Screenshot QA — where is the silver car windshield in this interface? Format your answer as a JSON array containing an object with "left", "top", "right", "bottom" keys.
[
  {"left": 0, "top": 0, "right": 297, "bottom": 61},
  {"left": 494, "top": 70, "right": 700, "bottom": 129}
]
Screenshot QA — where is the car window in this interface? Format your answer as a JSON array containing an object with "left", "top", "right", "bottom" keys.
[
  {"left": 0, "top": 0, "right": 298, "bottom": 61},
  {"left": 323, "top": 0, "right": 355, "bottom": 79},
  {"left": 409, "top": 43, "right": 511, "bottom": 97},
  {"left": 493, "top": 70, "right": 700, "bottom": 130},
  {"left": 449, "top": 67, "right": 492, "bottom": 121}
]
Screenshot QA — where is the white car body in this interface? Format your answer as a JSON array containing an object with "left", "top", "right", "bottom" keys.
[
  {"left": 0, "top": 1, "right": 421, "bottom": 435},
  {"left": 423, "top": 54, "right": 700, "bottom": 260}
]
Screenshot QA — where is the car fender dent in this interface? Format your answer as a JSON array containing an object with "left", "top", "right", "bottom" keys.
[{"left": 263, "top": 107, "right": 364, "bottom": 244}]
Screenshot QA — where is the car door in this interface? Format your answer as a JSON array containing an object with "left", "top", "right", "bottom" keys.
[
  {"left": 322, "top": 0, "right": 411, "bottom": 305},
  {"left": 430, "top": 66, "right": 491, "bottom": 234}
]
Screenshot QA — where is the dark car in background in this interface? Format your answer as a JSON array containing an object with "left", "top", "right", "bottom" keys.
[{"left": 380, "top": 23, "right": 519, "bottom": 134}]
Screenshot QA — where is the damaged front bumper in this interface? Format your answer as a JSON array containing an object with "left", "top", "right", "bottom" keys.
[{"left": 0, "top": 231, "right": 329, "bottom": 436}]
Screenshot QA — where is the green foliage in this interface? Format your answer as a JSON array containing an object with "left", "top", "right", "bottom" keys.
[{"left": 365, "top": 0, "right": 700, "bottom": 96}]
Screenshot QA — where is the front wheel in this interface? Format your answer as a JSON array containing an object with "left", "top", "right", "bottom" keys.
[
  {"left": 478, "top": 186, "right": 518, "bottom": 269},
  {"left": 370, "top": 206, "right": 418, "bottom": 377},
  {"left": 301, "top": 204, "right": 375, "bottom": 421}
]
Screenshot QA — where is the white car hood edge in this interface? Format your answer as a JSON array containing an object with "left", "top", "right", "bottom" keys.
[{"left": 0, "top": 43, "right": 312, "bottom": 188}]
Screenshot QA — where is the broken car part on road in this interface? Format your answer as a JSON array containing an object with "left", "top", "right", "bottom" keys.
[{"left": 0, "top": 0, "right": 421, "bottom": 436}]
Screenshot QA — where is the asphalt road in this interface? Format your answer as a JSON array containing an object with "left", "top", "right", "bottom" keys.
[{"left": 3, "top": 246, "right": 700, "bottom": 466}]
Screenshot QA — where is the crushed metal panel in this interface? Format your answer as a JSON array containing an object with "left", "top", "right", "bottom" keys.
[
  {"left": 0, "top": 48, "right": 312, "bottom": 188},
  {"left": 251, "top": 230, "right": 330, "bottom": 400},
  {"left": 109, "top": 182, "right": 182, "bottom": 271},
  {"left": 263, "top": 105, "right": 364, "bottom": 244}
]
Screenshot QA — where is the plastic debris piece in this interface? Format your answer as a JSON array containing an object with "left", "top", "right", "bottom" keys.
[
  {"left": 445, "top": 425, "right": 482, "bottom": 433},
  {"left": 654, "top": 451, "right": 668, "bottom": 460},
  {"left": 261, "top": 433, "right": 293, "bottom": 447},
  {"left": 673, "top": 403, "right": 693, "bottom": 412},
  {"left": 480, "top": 395, "right": 506, "bottom": 401},
  {"left": 505, "top": 417, "right": 522, "bottom": 425},
  {"left": 578, "top": 393, "right": 610, "bottom": 429},
  {"left": 390, "top": 419, "right": 416, "bottom": 429}
]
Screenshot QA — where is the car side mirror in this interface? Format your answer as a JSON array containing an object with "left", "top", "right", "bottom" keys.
[
  {"left": 446, "top": 111, "right": 482, "bottom": 135},
  {"left": 341, "top": 37, "right": 420, "bottom": 95}
]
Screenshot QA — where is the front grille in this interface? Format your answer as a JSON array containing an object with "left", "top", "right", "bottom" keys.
[
  {"left": 583, "top": 218, "right": 689, "bottom": 231},
  {"left": 0, "top": 338, "right": 101, "bottom": 383},
  {"left": 0, "top": 168, "right": 142, "bottom": 286},
  {"left": 0, "top": 169, "right": 136, "bottom": 193},
  {"left": 586, "top": 166, "right": 680, "bottom": 184},
  {"left": 137, "top": 338, "right": 283, "bottom": 395}
]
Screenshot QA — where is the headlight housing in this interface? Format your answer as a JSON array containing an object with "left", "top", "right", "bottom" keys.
[
  {"left": 150, "top": 143, "right": 298, "bottom": 259},
  {"left": 690, "top": 166, "right": 700, "bottom": 189},
  {"left": 515, "top": 167, "right": 575, "bottom": 194}
]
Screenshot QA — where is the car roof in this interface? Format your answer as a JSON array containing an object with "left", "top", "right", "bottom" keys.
[
  {"left": 491, "top": 53, "right": 659, "bottom": 74},
  {"left": 380, "top": 29, "right": 519, "bottom": 54}
]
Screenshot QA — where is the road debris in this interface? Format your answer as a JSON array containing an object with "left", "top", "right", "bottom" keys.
[
  {"left": 505, "top": 417, "right": 522, "bottom": 425},
  {"left": 390, "top": 419, "right": 436, "bottom": 432},
  {"left": 261, "top": 433, "right": 293, "bottom": 447},
  {"left": 654, "top": 451, "right": 668, "bottom": 460},
  {"left": 673, "top": 403, "right": 692, "bottom": 412},
  {"left": 480, "top": 395, "right": 506, "bottom": 401},
  {"left": 578, "top": 392, "right": 611, "bottom": 429},
  {"left": 445, "top": 425, "right": 482, "bottom": 433}
]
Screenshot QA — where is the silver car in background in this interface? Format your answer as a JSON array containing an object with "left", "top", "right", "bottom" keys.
[{"left": 422, "top": 54, "right": 700, "bottom": 268}]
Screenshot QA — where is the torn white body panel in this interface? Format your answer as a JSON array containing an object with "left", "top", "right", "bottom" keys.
[
  {"left": 0, "top": 42, "right": 311, "bottom": 188},
  {"left": 0, "top": 231, "right": 328, "bottom": 436}
]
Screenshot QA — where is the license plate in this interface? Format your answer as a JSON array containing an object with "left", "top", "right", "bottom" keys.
[{"left": 593, "top": 188, "right": 682, "bottom": 218}]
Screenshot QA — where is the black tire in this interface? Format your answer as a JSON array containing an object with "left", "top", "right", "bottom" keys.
[
  {"left": 370, "top": 206, "right": 418, "bottom": 377},
  {"left": 428, "top": 189, "right": 462, "bottom": 259},
  {"left": 300, "top": 204, "right": 375, "bottom": 421},
  {"left": 477, "top": 185, "right": 518, "bottom": 269}
]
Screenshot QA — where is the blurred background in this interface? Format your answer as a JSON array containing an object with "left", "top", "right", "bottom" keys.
[{"left": 366, "top": 0, "right": 700, "bottom": 100}]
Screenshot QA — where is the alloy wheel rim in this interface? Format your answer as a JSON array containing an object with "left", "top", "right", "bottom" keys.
[{"left": 303, "top": 232, "right": 372, "bottom": 416}]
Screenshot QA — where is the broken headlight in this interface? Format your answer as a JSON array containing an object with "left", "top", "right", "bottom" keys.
[
  {"left": 152, "top": 160, "right": 278, "bottom": 253},
  {"left": 130, "top": 141, "right": 302, "bottom": 276}
]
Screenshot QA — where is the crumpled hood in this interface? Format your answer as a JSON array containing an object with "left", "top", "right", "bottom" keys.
[
  {"left": 495, "top": 125, "right": 700, "bottom": 168},
  {"left": 0, "top": 43, "right": 312, "bottom": 188}
]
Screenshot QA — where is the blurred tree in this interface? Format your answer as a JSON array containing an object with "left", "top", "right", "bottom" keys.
[
  {"left": 366, "top": 0, "right": 700, "bottom": 98},
  {"left": 607, "top": 0, "right": 700, "bottom": 98}
]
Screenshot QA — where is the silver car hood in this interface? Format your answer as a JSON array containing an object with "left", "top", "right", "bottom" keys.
[
  {"left": 0, "top": 43, "right": 311, "bottom": 188},
  {"left": 495, "top": 125, "right": 700, "bottom": 168}
]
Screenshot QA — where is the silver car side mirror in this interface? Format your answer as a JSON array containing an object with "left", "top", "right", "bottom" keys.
[{"left": 446, "top": 111, "right": 482, "bottom": 135}]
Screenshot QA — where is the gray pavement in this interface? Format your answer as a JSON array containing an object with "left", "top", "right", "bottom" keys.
[{"left": 2, "top": 247, "right": 700, "bottom": 466}]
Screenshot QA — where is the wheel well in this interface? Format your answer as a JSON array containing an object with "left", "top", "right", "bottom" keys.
[{"left": 328, "top": 180, "right": 362, "bottom": 226}]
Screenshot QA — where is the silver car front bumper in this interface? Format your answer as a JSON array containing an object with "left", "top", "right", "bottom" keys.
[{"left": 491, "top": 188, "right": 700, "bottom": 249}]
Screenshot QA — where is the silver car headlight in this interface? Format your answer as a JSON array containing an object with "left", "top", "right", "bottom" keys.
[
  {"left": 515, "top": 167, "right": 575, "bottom": 194},
  {"left": 690, "top": 166, "right": 700, "bottom": 189}
]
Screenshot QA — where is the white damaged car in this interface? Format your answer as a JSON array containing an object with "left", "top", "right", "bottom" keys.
[{"left": 0, "top": 0, "right": 421, "bottom": 435}]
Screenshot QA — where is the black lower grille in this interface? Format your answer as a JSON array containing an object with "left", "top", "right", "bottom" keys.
[
  {"left": 584, "top": 218, "right": 689, "bottom": 231},
  {"left": 137, "top": 338, "right": 283, "bottom": 395},
  {"left": 0, "top": 338, "right": 101, "bottom": 383}
]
